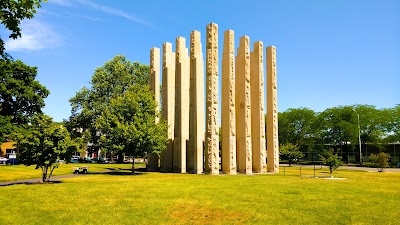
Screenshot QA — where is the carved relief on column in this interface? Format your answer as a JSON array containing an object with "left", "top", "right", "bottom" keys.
[
  {"left": 250, "top": 42, "right": 266, "bottom": 174},
  {"left": 221, "top": 30, "right": 237, "bottom": 175},
  {"left": 188, "top": 30, "right": 205, "bottom": 174},
  {"left": 160, "top": 42, "right": 175, "bottom": 172},
  {"left": 266, "top": 46, "right": 279, "bottom": 173},
  {"left": 236, "top": 36, "right": 252, "bottom": 174},
  {"left": 173, "top": 37, "right": 189, "bottom": 173},
  {"left": 205, "top": 23, "right": 219, "bottom": 175}
]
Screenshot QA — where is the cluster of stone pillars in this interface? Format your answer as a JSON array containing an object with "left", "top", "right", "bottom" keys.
[{"left": 149, "top": 22, "right": 279, "bottom": 174}]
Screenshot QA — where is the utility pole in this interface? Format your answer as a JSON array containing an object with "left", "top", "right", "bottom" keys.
[{"left": 352, "top": 109, "right": 362, "bottom": 164}]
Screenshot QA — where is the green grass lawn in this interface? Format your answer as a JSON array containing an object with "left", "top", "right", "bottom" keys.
[{"left": 0, "top": 166, "right": 399, "bottom": 225}]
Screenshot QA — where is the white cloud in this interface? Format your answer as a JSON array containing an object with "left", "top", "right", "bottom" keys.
[
  {"left": 49, "top": 0, "right": 151, "bottom": 26},
  {"left": 5, "top": 20, "right": 61, "bottom": 52},
  {"left": 76, "top": 0, "right": 150, "bottom": 26},
  {"left": 48, "top": 0, "right": 73, "bottom": 7}
]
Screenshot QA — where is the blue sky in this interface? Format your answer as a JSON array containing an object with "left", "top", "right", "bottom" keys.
[{"left": 1, "top": 0, "right": 399, "bottom": 122}]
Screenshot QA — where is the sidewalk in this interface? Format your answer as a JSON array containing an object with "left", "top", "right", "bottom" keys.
[
  {"left": 280, "top": 164, "right": 400, "bottom": 172},
  {"left": 0, "top": 174, "right": 86, "bottom": 187},
  {"left": 0, "top": 168, "right": 122, "bottom": 187}
]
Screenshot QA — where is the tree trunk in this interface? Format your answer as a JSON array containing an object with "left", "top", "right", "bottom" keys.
[
  {"left": 330, "top": 169, "right": 333, "bottom": 178},
  {"left": 131, "top": 158, "right": 135, "bottom": 174},
  {"left": 110, "top": 152, "right": 115, "bottom": 163},
  {"left": 48, "top": 165, "right": 56, "bottom": 180},
  {"left": 42, "top": 167, "right": 47, "bottom": 182},
  {"left": 117, "top": 152, "right": 123, "bottom": 164}
]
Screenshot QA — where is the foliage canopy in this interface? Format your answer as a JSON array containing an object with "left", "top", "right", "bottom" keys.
[
  {"left": 279, "top": 143, "right": 304, "bottom": 166},
  {"left": 0, "top": 0, "right": 46, "bottom": 59},
  {"left": 0, "top": 59, "right": 49, "bottom": 143},
  {"left": 15, "top": 114, "right": 73, "bottom": 182},
  {"left": 369, "top": 152, "right": 390, "bottom": 172},
  {"left": 67, "top": 55, "right": 167, "bottom": 169},
  {"left": 319, "top": 149, "right": 342, "bottom": 177}
]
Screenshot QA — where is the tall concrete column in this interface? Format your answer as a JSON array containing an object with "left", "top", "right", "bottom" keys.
[
  {"left": 236, "top": 36, "right": 252, "bottom": 174},
  {"left": 221, "top": 30, "right": 237, "bottom": 175},
  {"left": 250, "top": 42, "right": 266, "bottom": 174},
  {"left": 266, "top": 46, "right": 279, "bottom": 173},
  {"left": 174, "top": 37, "right": 189, "bottom": 173},
  {"left": 188, "top": 30, "right": 205, "bottom": 174},
  {"left": 160, "top": 42, "right": 175, "bottom": 172},
  {"left": 205, "top": 22, "right": 219, "bottom": 175},
  {"left": 150, "top": 47, "right": 161, "bottom": 121},
  {"left": 149, "top": 47, "right": 161, "bottom": 171}
]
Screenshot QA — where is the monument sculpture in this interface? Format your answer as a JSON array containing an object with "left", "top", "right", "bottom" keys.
[
  {"left": 221, "top": 30, "right": 237, "bottom": 175},
  {"left": 149, "top": 22, "right": 279, "bottom": 175},
  {"left": 160, "top": 42, "right": 175, "bottom": 172},
  {"left": 236, "top": 36, "right": 252, "bottom": 174},
  {"left": 266, "top": 46, "right": 279, "bottom": 173},
  {"left": 188, "top": 31, "right": 205, "bottom": 174},
  {"left": 173, "top": 37, "right": 190, "bottom": 173},
  {"left": 250, "top": 41, "right": 267, "bottom": 174},
  {"left": 149, "top": 47, "right": 160, "bottom": 171},
  {"left": 205, "top": 23, "right": 220, "bottom": 175}
]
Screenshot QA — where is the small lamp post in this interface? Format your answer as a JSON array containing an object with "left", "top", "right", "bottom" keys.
[{"left": 352, "top": 109, "right": 362, "bottom": 164}]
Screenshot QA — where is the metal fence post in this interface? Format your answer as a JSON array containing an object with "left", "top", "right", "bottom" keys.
[{"left": 300, "top": 166, "right": 302, "bottom": 178}]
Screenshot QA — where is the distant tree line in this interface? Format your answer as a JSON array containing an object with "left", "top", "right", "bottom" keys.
[{"left": 276, "top": 105, "right": 400, "bottom": 163}]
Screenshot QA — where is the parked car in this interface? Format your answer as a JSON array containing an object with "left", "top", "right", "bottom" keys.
[
  {"left": 79, "top": 158, "right": 92, "bottom": 163},
  {"left": 69, "top": 158, "right": 79, "bottom": 163},
  {"left": 6, "top": 158, "right": 20, "bottom": 165},
  {"left": 91, "top": 158, "right": 99, "bottom": 163},
  {"left": 0, "top": 157, "right": 8, "bottom": 165},
  {"left": 97, "top": 158, "right": 109, "bottom": 164}
]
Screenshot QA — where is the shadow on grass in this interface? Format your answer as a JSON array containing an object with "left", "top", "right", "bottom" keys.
[
  {"left": 0, "top": 168, "right": 148, "bottom": 187},
  {"left": 103, "top": 171, "right": 145, "bottom": 176},
  {"left": 88, "top": 167, "right": 147, "bottom": 176},
  {"left": 0, "top": 180, "right": 63, "bottom": 187}
]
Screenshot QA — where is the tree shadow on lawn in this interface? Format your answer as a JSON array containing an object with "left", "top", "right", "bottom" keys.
[
  {"left": 0, "top": 180, "right": 62, "bottom": 187},
  {"left": 102, "top": 171, "right": 146, "bottom": 176},
  {"left": 88, "top": 167, "right": 147, "bottom": 176}
]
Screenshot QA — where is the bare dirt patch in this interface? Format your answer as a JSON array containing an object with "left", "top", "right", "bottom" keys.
[{"left": 169, "top": 201, "right": 251, "bottom": 224}]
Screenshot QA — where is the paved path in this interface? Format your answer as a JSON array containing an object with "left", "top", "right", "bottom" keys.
[
  {"left": 0, "top": 174, "right": 87, "bottom": 187},
  {"left": 0, "top": 168, "right": 128, "bottom": 187},
  {"left": 281, "top": 164, "right": 400, "bottom": 172}
]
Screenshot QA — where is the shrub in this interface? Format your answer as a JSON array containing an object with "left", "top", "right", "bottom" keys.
[
  {"left": 369, "top": 152, "right": 390, "bottom": 172},
  {"left": 279, "top": 143, "right": 304, "bottom": 166},
  {"left": 319, "top": 149, "right": 342, "bottom": 177}
]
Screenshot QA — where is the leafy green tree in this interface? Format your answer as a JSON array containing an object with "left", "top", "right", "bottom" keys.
[
  {"left": 319, "top": 106, "right": 358, "bottom": 163},
  {"left": 278, "top": 108, "right": 318, "bottom": 151},
  {"left": 67, "top": 55, "right": 166, "bottom": 168},
  {"left": 0, "top": 59, "right": 49, "bottom": 142},
  {"left": 67, "top": 55, "right": 150, "bottom": 155},
  {"left": 15, "top": 114, "right": 73, "bottom": 182},
  {"left": 0, "top": 116, "right": 13, "bottom": 143},
  {"left": 385, "top": 105, "right": 400, "bottom": 143},
  {"left": 319, "top": 149, "right": 342, "bottom": 178},
  {"left": 96, "top": 84, "right": 168, "bottom": 172},
  {"left": 353, "top": 105, "right": 386, "bottom": 145},
  {"left": 369, "top": 152, "right": 390, "bottom": 172},
  {"left": 279, "top": 143, "right": 304, "bottom": 166},
  {"left": 0, "top": 0, "right": 46, "bottom": 59},
  {"left": 319, "top": 106, "right": 358, "bottom": 145}
]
